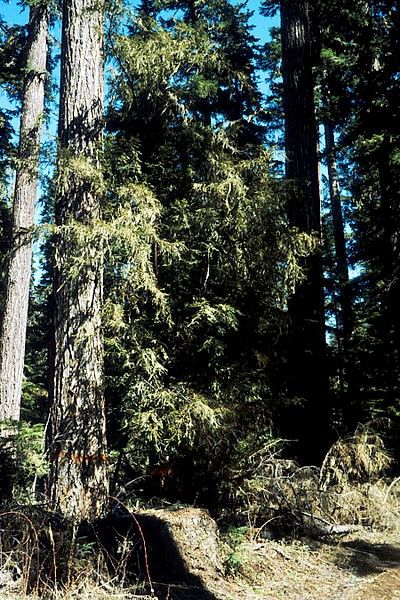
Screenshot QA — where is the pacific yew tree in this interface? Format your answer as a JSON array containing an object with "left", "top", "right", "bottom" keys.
[{"left": 0, "top": 0, "right": 399, "bottom": 551}]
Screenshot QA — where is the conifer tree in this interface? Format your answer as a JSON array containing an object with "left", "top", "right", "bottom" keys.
[
  {"left": 345, "top": 1, "right": 400, "bottom": 429},
  {"left": 323, "top": 119, "right": 352, "bottom": 381},
  {"left": 104, "top": 0, "right": 295, "bottom": 496},
  {"left": 279, "top": 0, "right": 327, "bottom": 459},
  {"left": 314, "top": 0, "right": 400, "bottom": 439},
  {"left": 48, "top": 0, "right": 108, "bottom": 520},
  {"left": 0, "top": 19, "right": 25, "bottom": 311},
  {"left": 0, "top": 1, "right": 48, "bottom": 423}
]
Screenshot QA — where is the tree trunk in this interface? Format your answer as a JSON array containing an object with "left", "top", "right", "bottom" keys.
[
  {"left": 378, "top": 142, "right": 400, "bottom": 395},
  {"left": 0, "top": 2, "right": 48, "bottom": 422},
  {"left": 324, "top": 120, "right": 353, "bottom": 348},
  {"left": 280, "top": 0, "right": 327, "bottom": 460},
  {"left": 48, "top": 0, "right": 108, "bottom": 521}
]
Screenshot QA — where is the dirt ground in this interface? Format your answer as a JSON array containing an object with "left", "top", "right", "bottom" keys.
[
  {"left": 1, "top": 528, "right": 400, "bottom": 599},
  {"left": 340, "top": 534, "right": 400, "bottom": 600},
  {"left": 205, "top": 530, "right": 400, "bottom": 600},
  {"left": 350, "top": 569, "right": 400, "bottom": 600}
]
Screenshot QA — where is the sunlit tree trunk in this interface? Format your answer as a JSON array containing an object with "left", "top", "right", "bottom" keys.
[
  {"left": 280, "top": 0, "right": 327, "bottom": 460},
  {"left": 48, "top": 0, "right": 108, "bottom": 521},
  {"left": 0, "top": 2, "right": 48, "bottom": 423}
]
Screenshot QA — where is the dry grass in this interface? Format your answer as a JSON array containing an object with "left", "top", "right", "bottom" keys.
[
  {"left": 230, "top": 422, "right": 400, "bottom": 537},
  {"left": 0, "top": 571, "right": 152, "bottom": 600},
  {"left": 0, "top": 508, "right": 152, "bottom": 600},
  {"left": 318, "top": 423, "right": 400, "bottom": 532},
  {"left": 320, "top": 423, "right": 392, "bottom": 488},
  {"left": 0, "top": 591, "right": 152, "bottom": 600},
  {"left": 213, "top": 527, "right": 400, "bottom": 600},
  {"left": 2, "top": 528, "right": 400, "bottom": 600},
  {"left": 211, "top": 536, "right": 359, "bottom": 600}
]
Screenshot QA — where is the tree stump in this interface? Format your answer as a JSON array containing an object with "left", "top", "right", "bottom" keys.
[{"left": 135, "top": 507, "right": 223, "bottom": 599}]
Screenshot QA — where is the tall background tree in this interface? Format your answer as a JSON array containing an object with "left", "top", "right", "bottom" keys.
[
  {"left": 279, "top": 0, "right": 327, "bottom": 460},
  {"left": 0, "top": 1, "right": 49, "bottom": 424},
  {"left": 313, "top": 0, "right": 400, "bottom": 441}
]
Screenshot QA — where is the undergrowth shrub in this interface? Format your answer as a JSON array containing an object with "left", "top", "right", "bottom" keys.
[
  {"left": 0, "top": 507, "right": 151, "bottom": 599},
  {"left": 318, "top": 421, "right": 400, "bottom": 531},
  {"left": 222, "top": 422, "right": 400, "bottom": 536},
  {"left": 222, "top": 526, "right": 252, "bottom": 575}
]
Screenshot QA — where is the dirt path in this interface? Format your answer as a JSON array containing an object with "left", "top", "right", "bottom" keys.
[
  {"left": 341, "top": 539, "right": 400, "bottom": 600},
  {"left": 349, "top": 568, "right": 400, "bottom": 599}
]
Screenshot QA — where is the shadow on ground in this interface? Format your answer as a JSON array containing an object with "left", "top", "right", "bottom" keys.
[{"left": 334, "top": 538, "right": 400, "bottom": 577}]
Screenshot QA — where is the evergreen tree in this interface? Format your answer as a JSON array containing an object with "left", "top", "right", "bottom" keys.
[
  {"left": 48, "top": 0, "right": 108, "bottom": 520},
  {"left": 0, "top": 0, "right": 49, "bottom": 423},
  {"left": 316, "top": 0, "right": 400, "bottom": 439},
  {"left": 279, "top": 0, "right": 327, "bottom": 460},
  {"left": 322, "top": 88, "right": 353, "bottom": 349},
  {"left": 104, "top": 0, "right": 298, "bottom": 499},
  {"left": 0, "top": 18, "right": 26, "bottom": 319}
]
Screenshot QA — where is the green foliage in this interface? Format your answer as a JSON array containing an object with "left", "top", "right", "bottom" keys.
[
  {"left": 0, "top": 21, "right": 20, "bottom": 316},
  {"left": 223, "top": 526, "right": 251, "bottom": 575},
  {"left": 102, "top": 0, "right": 307, "bottom": 498},
  {"left": 126, "top": 386, "right": 228, "bottom": 458},
  {"left": 15, "top": 422, "right": 48, "bottom": 481},
  {"left": 56, "top": 152, "right": 106, "bottom": 198},
  {"left": 0, "top": 18, "right": 27, "bottom": 94},
  {"left": 114, "top": 18, "right": 220, "bottom": 100},
  {"left": 0, "top": 421, "right": 47, "bottom": 502}
]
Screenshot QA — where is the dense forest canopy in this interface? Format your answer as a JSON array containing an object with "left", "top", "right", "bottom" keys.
[{"left": 0, "top": 0, "right": 399, "bottom": 526}]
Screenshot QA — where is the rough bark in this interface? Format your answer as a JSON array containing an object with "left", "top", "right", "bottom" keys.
[
  {"left": 0, "top": 2, "right": 48, "bottom": 422},
  {"left": 118, "top": 507, "right": 222, "bottom": 599},
  {"left": 280, "top": 0, "right": 327, "bottom": 459},
  {"left": 48, "top": 0, "right": 108, "bottom": 521},
  {"left": 324, "top": 120, "right": 353, "bottom": 348}
]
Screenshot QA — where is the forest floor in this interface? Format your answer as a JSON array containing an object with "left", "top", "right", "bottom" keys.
[
  {"left": 1, "top": 527, "right": 400, "bottom": 599},
  {"left": 206, "top": 529, "right": 400, "bottom": 600}
]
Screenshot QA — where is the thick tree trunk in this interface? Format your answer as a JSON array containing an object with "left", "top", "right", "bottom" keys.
[
  {"left": 48, "top": 0, "right": 108, "bottom": 521},
  {"left": 0, "top": 3, "right": 48, "bottom": 422},
  {"left": 280, "top": 0, "right": 327, "bottom": 460},
  {"left": 378, "top": 144, "right": 400, "bottom": 394},
  {"left": 324, "top": 120, "right": 353, "bottom": 347}
]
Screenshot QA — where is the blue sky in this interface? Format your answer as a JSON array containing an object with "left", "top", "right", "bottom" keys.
[
  {"left": 0, "top": 0, "right": 278, "bottom": 136},
  {"left": 247, "top": 0, "right": 279, "bottom": 41},
  {"left": 0, "top": 0, "right": 278, "bottom": 51},
  {"left": 0, "top": 0, "right": 27, "bottom": 24},
  {"left": 0, "top": 1, "right": 28, "bottom": 113}
]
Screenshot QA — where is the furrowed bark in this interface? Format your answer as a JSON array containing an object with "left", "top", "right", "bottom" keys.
[
  {"left": 0, "top": 2, "right": 48, "bottom": 423},
  {"left": 48, "top": 0, "right": 108, "bottom": 521}
]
